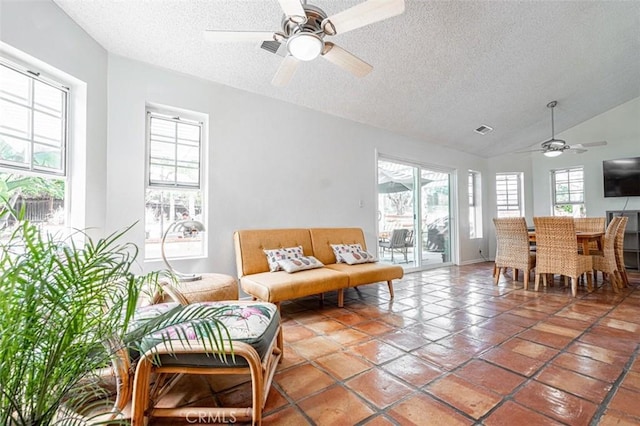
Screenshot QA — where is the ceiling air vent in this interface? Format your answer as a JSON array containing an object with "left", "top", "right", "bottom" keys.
[
  {"left": 260, "top": 40, "right": 287, "bottom": 57},
  {"left": 474, "top": 125, "right": 493, "bottom": 135}
]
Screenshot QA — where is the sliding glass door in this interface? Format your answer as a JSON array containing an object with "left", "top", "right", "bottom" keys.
[{"left": 377, "top": 158, "right": 453, "bottom": 270}]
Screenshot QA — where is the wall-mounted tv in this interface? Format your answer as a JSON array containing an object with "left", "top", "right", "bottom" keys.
[{"left": 603, "top": 157, "right": 640, "bottom": 197}]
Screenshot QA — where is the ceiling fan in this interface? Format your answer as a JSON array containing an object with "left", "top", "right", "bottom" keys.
[
  {"left": 520, "top": 101, "right": 607, "bottom": 157},
  {"left": 203, "top": 0, "right": 405, "bottom": 86}
]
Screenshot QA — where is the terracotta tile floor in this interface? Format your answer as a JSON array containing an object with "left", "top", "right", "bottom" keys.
[{"left": 150, "top": 263, "right": 640, "bottom": 425}]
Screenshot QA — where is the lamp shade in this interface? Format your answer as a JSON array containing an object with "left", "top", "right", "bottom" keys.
[
  {"left": 287, "top": 33, "right": 324, "bottom": 61},
  {"left": 543, "top": 149, "right": 563, "bottom": 158},
  {"left": 161, "top": 219, "right": 205, "bottom": 282}
]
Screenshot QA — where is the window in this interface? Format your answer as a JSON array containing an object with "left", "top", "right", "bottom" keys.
[
  {"left": 144, "top": 109, "right": 206, "bottom": 260},
  {"left": 552, "top": 167, "right": 585, "bottom": 217},
  {"left": 468, "top": 170, "right": 483, "bottom": 238},
  {"left": 495, "top": 172, "right": 523, "bottom": 218},
  {"left": 0, "top": 58, "right": 68, "bottom": 232}
]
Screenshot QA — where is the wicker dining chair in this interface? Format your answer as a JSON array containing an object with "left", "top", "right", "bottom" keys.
[
  {"left": 574, "top": 217, "right": 606, "bottom": 253},
  {"left": 614, "top": 216, "right": 629, "bottom": 287},
  {"left": 493, "top": 217, "right": 536, "bottom": 289},
  {"left": 591, "top": 217, "right": 622, "bottom": 293},
  {"left": 533, "top": 217, "right": 593, "bottom": 297}
]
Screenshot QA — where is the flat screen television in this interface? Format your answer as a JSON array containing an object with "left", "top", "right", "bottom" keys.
[{"left": 603, "top": 157, "right": 640, "bottom": 197}]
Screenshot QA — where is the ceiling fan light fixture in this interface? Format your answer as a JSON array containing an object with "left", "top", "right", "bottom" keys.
[
  {"left": 287, "top": 32, "right": 324, "bottom": 61},
  {"left": 543, "top": 149, "right": 563, "bottom": 158}
]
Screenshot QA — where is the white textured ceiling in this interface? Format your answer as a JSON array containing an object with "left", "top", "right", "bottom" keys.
[{"left": 53, "top": 0, "right": 640, "bottom": 158}]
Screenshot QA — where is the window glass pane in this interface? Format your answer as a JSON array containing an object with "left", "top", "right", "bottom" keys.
[
  {"left": 149, "top": 164, "right": 176, "bottom": 184},
  {"left": 0, "top": 66, "right": 29, "bottom": 105},
  {"left": 0, "top": 136, "right": 29, "bottom": 166},
  {"left": 148, "top": 114, "right": 201, "bottom": 189},
  {"left": 150, "top": 140, "right": 176, "bottom": 163},
  {"left": 177, "top": 123, "right": 200, "bottom": 144},
  {"left": 569, "top": 170, "right": 583, "bottom": 180},
  {"left": 176, "top": 168, "right": 199, "bottom": 186},
  {"left": 569, "top": 182, "right": 583, "bottom": 192},
  {"left": 33, "top": 110, "right": 63, "bottom": 145},
  {"left": 144, "top": 188, "right": 204, "bottom": 260},
  {"left": 34, "top": 80, "right": 64, "bottom": 116},
  {"left": 150, "top": 118, "right": 175, "bottom": 138},
  {"left": 0, "top": 62, "right": 66, "bottom": 175},
  {"left": 0, "top": 172, "right": 66, "bottom": 230},
  {"left": 33, "top": 143, "right": 62, "bottom": 171},
  {"left": 0, "top": 99, "right": 30, "bottom": 139}
]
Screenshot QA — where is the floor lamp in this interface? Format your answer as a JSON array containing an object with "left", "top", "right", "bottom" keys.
[{"left": 160, "top": 219, "right": 205, "bottom": 282}]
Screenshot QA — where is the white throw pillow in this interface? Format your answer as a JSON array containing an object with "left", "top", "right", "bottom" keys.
[
  {"left": 339, "top": 249, "right": 377, "bottom": 265},
  {"left": 263, "top": 245, "right": 304, "bottom": 272},
  {"left": 330, "top": 243, "right": 363, "bottom": 263},
  {"left": 277, "top": 256, "right": 324, "bottom": 273}
]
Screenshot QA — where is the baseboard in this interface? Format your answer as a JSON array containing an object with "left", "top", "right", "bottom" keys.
[{"left": 459, "top": 258, "right": 491, "bottom": 266}]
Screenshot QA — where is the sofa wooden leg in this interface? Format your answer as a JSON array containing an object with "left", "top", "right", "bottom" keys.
[
  {"left": 337, "top": 289, "right": 344, "bottom": 307},
  {"left": 387, "top": 280, "right": 394, "bottom": 299}
]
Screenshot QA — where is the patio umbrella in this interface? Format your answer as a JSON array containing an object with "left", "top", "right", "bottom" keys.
[{"left": 378, "top": 169, "right": 432, "bottom": 194}]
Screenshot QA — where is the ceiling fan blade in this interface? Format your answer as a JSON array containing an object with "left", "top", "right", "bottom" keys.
[
  {"left": 566, "top": 148, "right": 588, "bottom": 154},
  {"left": 271, "top": 56, "right": 300, "bottom": 86},
  {"left": 323, "top": 0, "right": 405, "bottom": 35},
  {"left": 515, "top": 149, "right": 545, "bottom": 154},
  {"left": 321, "top": 42, "right": 373, "bottom": 78},
  {"left": 203, "top": 30, "right": 275, "bottom": 42},
  {"left": 278, "top": 0, "right": 306, "bottom": 21},
  {"left": 570, "top": 140, "right": 608, "bottom": 149}
]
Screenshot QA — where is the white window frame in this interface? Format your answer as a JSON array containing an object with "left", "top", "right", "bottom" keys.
[
  {"left": 0, "top": 56, "right": 70, "bottom": 229},
  {"left": 495, "top": 172, "right": 523, "bottom": 218},
  {"left": 0, "top": 58, "right": 68, "bottom": 176},
  {"left": 551, "top": 166, "right": 585, "bottom": 217},
  {"left": 468, "top": 170, "right": 483, "bottom": 238},
  {"left": 144, "top": 106, "right": 207, "bottom": 261}
]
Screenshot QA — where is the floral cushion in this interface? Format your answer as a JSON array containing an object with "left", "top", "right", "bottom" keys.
[
  {"left": 339, "top": 249, "right": 377, "bottom": 265},
  {"left": 277, "top": 255, "right": 324, "bottom": 273},
  {"left": 263, "top": 245, "right": 304, "bottom": 272},
  {"left": 131, "top": 301, "right": 280, "bottom": 366},
  {"left": 330, "top": 243, "right": 363, "bottom": 263}
]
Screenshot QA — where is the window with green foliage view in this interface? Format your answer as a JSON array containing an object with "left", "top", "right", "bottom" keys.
[
  {"left": 552, "top": 167, "right": 585, "bottom": 217},
  {"left": 145, "top": 110, "right": 206, "bottom": 260},
  {"left": 0, "top": 59, "right": 68, "bottom": 231}
]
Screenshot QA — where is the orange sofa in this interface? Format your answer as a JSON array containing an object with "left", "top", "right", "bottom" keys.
[{"left": 233, "top": 227, "right": 403, "bottom": 307}]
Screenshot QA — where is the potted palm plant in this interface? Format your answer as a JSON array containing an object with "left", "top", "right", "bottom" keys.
[{"left": 0, "top": 211, "right": 232, "bottom": 425}]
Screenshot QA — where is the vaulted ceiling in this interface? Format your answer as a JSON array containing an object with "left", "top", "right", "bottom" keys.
[{"left": 54, "top": 0, "right": 640, "bottom": 158}]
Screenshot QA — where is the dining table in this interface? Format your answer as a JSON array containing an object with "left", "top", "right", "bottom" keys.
[{"left": 528, "top": 230, "right": 604, "bottom": 255}]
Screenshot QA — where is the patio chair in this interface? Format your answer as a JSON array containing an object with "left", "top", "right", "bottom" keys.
[{"left": 379, "top": 228, "right": 409, "bottom": 263}]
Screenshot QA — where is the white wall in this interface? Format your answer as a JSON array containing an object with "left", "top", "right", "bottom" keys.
[
  {"left": 107, "top": 56, "right": 487, "bottom": 276},
  {"left": 0, "top": 0, "right": 108, "bottom": 234}
]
